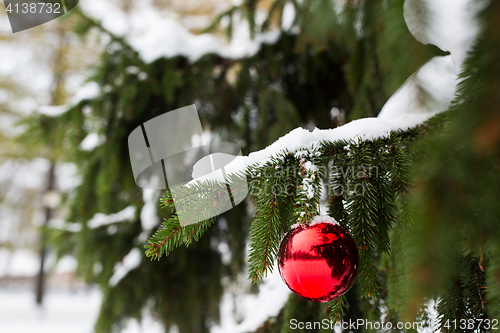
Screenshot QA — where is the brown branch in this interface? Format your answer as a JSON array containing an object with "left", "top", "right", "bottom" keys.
[
  {"left": 473, "top": 261, "right": 487, "bottom": 313},
  {"left": 153, "top": 225, "right": 182, "bottom": 256}
]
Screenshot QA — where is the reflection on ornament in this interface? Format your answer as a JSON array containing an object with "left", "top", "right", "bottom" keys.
[{"left": 278, "top": 217, "right": 358, "bottom": 302}]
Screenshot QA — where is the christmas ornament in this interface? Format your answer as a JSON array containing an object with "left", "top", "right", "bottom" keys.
[{"left": 277, "top": 216, "right": 358, "bottom": 302}]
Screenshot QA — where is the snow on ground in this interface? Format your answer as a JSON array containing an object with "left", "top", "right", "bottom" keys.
[
  {"left": 0, "top": 288, "right": 165, "bottom": 333},
  {"left": 0, "top": 249, "right": 287, "bottom": 333},
  {"left": 0, "top": 246, "right": 162, "bottom": 333},
  {"left": 0, "top": 289, "right": 102, "bottom": 333}
]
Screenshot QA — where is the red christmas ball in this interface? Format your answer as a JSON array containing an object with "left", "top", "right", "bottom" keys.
[{"left": 277, "top": 216, "right": 358, "bottom": 302}]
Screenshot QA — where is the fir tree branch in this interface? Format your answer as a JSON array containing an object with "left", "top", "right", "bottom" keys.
[
  {"left": 149, "top": 115, "right": 447, "bottom": 270},
  {"left": 372, "top": 141, "right": 396, "bottom": 254},
  {"left": 327, "top": 153, "right": 349, "bottom": 226},
  {"left": 437, "top": 277, "right": 465, "bottom": 332},
  {"left": 389, "top": 142, "right": 412, "bottom": 226},
  {"left": 261, "top": 0, "right": 286, "bottom": 32},
  {"left": 346, "top": 141, "right": 380, "bottom": 298},
  {"left": 145, "top": 180, "right": 233, "bottom": 259},
  {"left": 248, "top": 154, "right": 296, "bottom": 282},
  {"left": 328, "top": 295, "right": 348, "bottom": 323},
  {"left": 473, "top": 262, "right": 487, "bottom": 313}
]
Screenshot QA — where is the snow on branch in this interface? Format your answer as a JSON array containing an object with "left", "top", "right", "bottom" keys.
[
  {"left": 88, "top": 206, "right": 136, "bottom": 229},
  {"left": 218, "top": 111, "right": 441, "bottom": 178},
  {"left": 79, "top": 0, "right": 281, "bottom": 63}
]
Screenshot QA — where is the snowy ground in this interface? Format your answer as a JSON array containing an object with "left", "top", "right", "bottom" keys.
[
  {"left": 0, "top": 249, "right": 290, "bottom": 333},
  {"left": 0, "top": 288, "right": 171, "bottom": 333},
  {"left": 0, "top": 289, "right": 102, "bottom": 333},
  {"left": 0, "top": 272, "right": 290, "bottom": 333},
  {"left": 0, "top": 249, "right": 165, "bottom": 333}
]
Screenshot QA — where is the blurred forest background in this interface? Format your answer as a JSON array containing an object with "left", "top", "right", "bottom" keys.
[{"left": 1, "top": 0, "right": 498, "bottom": 332}]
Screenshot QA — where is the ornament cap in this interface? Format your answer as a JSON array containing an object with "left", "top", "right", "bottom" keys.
[
  {"left": 310, "top": 215, "right": 339, "bottom": 226},
  {"left": 291, "top": 215, "right": 339, "bottom": 229}
]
